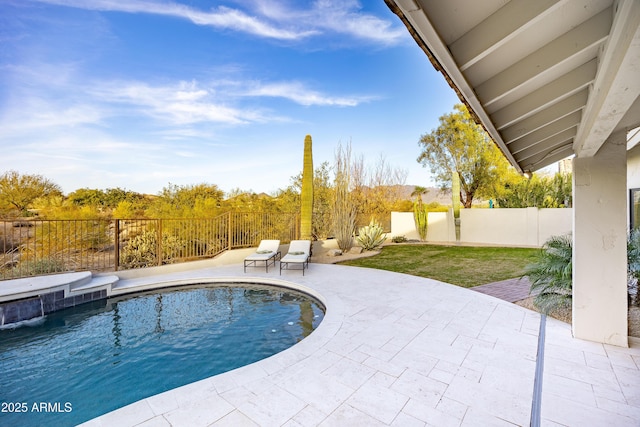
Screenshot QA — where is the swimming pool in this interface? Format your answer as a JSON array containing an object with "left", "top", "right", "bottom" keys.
[{"left": 0, "top": 283, "right": 324, "bottom": 427}]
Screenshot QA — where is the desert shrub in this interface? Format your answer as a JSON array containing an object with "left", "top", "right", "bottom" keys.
[
  {"left": 36, "top": 219, "right": 110, "bottom": 251},
  {"left": 392, "top": 235, "right": 407, "bottom": 243},
  {"left": 120, "top": 229, "right": 184, "bottom": 268},
  {"left": 14, "top": 258, "right": 67, "bottom": 276}
]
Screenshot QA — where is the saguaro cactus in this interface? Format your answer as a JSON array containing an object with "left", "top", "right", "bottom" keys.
[
  {"left": 452, "top": 170, "right": 461, "bottom": 241},
  {"left": 300, "top": 134, "right": 314, "bottom": 240}
]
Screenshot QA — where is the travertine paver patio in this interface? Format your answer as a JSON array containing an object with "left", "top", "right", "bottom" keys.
[{"left": 77, "top": 256, "right": 640, "bottom": 426}]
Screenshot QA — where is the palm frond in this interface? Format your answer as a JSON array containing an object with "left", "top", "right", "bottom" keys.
[{"left": 524, "top": 234, "right": 572, "bottom": 314}]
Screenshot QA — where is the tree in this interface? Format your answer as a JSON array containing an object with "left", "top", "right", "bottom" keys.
[
  {"left": 417, "top": 104, "right": 510, "bottom": 208},
  {"left": 67, "top": 187, "right": 145, "bottom": 212},
  {"left": 494, "top": 171, "right": 572, "bottom": 208},
  {"left": 0, "top": 170, "right": 62, "bottom": 215},
  {"left": 147, "top": 183, "right": 224, "bottom": 218},
  {"left": 350, "top": 153, "right": 408, "bottom": 227},
  {"left": 67, "top": 188, "right": 106, "bottom": 207},
  {"left": 311, "top": 162, "right": 333, "bottom": 239}
]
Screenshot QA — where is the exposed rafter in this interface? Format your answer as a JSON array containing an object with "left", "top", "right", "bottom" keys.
[
  {"left": 386, "top": 0, "right": 640, "bottom": 174},
  {"left": 475, "top": 8, "right": 611, "bottom": 109},
  {"left": 450, "top": 0, "right": 562, "bottom": 71}
]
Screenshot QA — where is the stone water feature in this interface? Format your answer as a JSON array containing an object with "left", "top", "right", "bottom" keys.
[{"left": 0, "top": 272, "right": 118, "bottom": 327}]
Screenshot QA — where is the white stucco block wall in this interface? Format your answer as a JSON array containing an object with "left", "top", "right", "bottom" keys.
[
  {"left": 538, "top": 208, "right": 573, "bottom": 244},
  {"left": 391, "top": 209, "right": 571, "bottom": 246},
  {"left": 460, "top": 208, "right": 531, "bottom": 246},
  {"left": 390, "top": 211, "right": 454, "bottom": 242},
  {"left": 426, "top": 211, "right": 454, "bottom": 242},
  {"left": 390, "top": 212, "right": 420, "bottom": 240}
]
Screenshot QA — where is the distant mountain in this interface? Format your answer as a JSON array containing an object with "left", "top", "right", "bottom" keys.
[{"left": 397, "top": 185, "right": 452, "bottom": 205}]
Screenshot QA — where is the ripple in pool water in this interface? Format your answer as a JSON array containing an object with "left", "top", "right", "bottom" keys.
[{"left": 0, "top": 283, "right": 324, "bottom": 427}]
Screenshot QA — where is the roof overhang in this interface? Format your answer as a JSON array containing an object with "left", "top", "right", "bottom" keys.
[{"left": 385, "top": 0, "right": 640, "bottom": 173}]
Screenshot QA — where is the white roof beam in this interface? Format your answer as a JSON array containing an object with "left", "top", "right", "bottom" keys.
[
  {"left": 501, "top": 90, "right": 588, "bottom": 143},
  {"left": 575, "top": 0, "right": 640, "bottom": 157},
  {"left": 451, "top": 0, "right": 561, "bottom": 71},
  {"left": 523, "top": 145, "right": 575, "bottom": 171},
  {"left": 491, "top": 59, "right": 596, "bottom": 129},
  {"left": 514, "top": 129, "right": 576, "bottom": 162},
  {"left": 507, "top": 111, "right": 581, "bottom": 154},
  {"left": 475, "top": 7, "right": 612, "bottom": 108},
  {"left": 399, "top": 5, "right": 522, "bottom": 170}
]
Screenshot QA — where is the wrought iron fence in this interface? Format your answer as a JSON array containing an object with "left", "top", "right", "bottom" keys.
[{"left": 1, "top": 212, "right": 299, "bottom": 280}]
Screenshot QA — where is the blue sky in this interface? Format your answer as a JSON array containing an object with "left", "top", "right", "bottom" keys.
[{"left": 1, "top": 0, "right": 460, "bottom": 196}]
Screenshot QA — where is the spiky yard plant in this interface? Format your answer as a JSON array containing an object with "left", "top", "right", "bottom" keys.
[
  {"left": 524, "top": 234, "right": 573, "bottom": 314},
  {"left": 356, "top": 218, "right": 386, "bottom": 250},
  {"left": 300, "top": 135, "right": 314, "bottom": 240}
]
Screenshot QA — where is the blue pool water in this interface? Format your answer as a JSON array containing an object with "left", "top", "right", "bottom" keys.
[{"left": 0, "top": 283, "right": 324, "bottom": 426}]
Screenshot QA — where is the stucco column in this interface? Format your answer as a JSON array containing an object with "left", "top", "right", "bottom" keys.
[{"left": 573, "top": 131, "right": 628, "bottom": 347}]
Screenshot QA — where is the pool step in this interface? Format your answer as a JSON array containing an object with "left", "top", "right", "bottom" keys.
[{"left": 69, "top": 275, "right": 119, "bottom": 295}]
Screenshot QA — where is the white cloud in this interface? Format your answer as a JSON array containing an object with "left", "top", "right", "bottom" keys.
[
  {"left": 309, "top": 0, "right": 406, "bottom": 45},
  {"left": 89, "top": 80, "right": 268, "bottom": 125},
  {"left": 1, "top": 72, "right": 369, "bottom": 141},
  {"left": 238, "top": 80, "right": 375, "bottom": 107},
  {"left": 88, "top": 78, "right": 372, "bottom": 126},
  {"left": 252, "top": 0, "right": 406, "bottom": 45},
  {"left": 32, "top": 0, "right": 316, "bottom": 40},
  {"left": 0, "top": 99, "right": 105, "bottom": 136},
  {"left": 29, "top": 0, "right": 404, "bottom": 45}
]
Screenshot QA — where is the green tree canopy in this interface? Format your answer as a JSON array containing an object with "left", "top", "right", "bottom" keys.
[
  {"left": 67, "top": 187, "right": 145, "bottom": 209},
  {"left": 494, "top": 170, "right": 572, "bottom": 208},
  {"left": 0, "top": 170, "right": 63, "bottom": 215},
  {"left": 147, "top": 183, "right": 224, "bottom": 218},
  {"left": 417, "top": 104, "right": 510, "bottom": 208}
]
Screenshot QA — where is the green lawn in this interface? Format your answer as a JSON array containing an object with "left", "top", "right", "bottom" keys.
[{"left": 339, "top": 244, "right": 539, "bottom": 288}]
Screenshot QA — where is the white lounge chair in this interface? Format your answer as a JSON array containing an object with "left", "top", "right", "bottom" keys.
[
  {"left": 280, "top": 240, "right": 311, "bottom": 275},
  {"left": 243, "top": 240, "right": 281, "bottom": 273}
]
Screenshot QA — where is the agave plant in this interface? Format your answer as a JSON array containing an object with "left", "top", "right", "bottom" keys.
[
  {"left": 524, "top": 234, "right": 573, "bottom": 314},
  {"left": 356, "top": 219, "right": 386, "bottom": 251}
]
